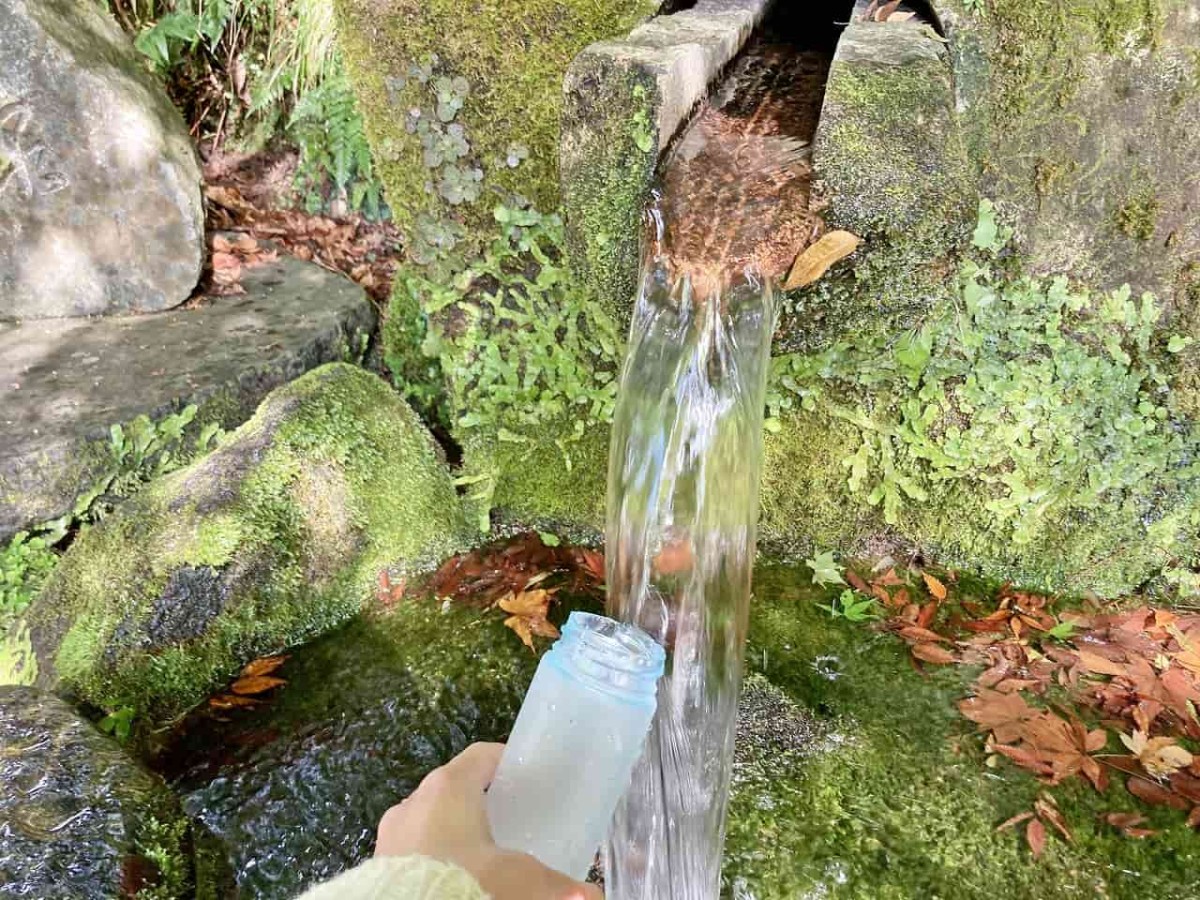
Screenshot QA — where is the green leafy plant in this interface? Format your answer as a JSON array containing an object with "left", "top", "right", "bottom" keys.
[
  {"left": 768, "top": 201, "right": 1200, "bottom": 548},
  {"left": 817, "top": 589, "right": 881, "bottom": 622},
  {"left": 806, "top": 550, "right": 847, "bottom": 588},
  {"left": 391, "top": 204, "right": 622, "bottom": 532},
  {"left": 0, "top": 405, "right": 223, "bottom": 626},
  {"left": 81, "top": 405, "right": 223, "bottom": 523},
  {"left": 98, "top": 705, "right": 137, "bottom": 743},
  {"left": 288, "top": 70, "right": 382, "bottom": 216},
  {"left": 0, "top": 528, "right": 61, "bottom": 633}
]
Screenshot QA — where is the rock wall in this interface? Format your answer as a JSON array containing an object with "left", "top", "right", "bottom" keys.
[{"left": 332, "top": 0, "right": 660, "bottom": 252}]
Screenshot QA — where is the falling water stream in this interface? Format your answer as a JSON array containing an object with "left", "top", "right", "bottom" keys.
[{"left": 603, "top": 7, "right": 845, "bottom": 896}]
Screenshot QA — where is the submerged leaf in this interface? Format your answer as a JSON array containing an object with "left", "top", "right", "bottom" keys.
[{"left": 230, "top": 675, "right": 287, "bottom": 696}]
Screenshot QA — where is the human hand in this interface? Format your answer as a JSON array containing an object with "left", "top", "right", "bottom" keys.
[{"left": 375, "top": 742, "right": 603, "bottom": 900}]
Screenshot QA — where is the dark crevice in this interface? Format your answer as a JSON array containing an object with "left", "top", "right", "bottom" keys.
[
  {"left": 761, "top": 0, "right": 859, "bottom": 51},
  {"left": 658, "top": 0, "right": 698, "bottom": 12}
]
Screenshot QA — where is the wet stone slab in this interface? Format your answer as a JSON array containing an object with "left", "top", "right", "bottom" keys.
[{"left": 0, "top": 251, "right": 375, "bottom": 540}]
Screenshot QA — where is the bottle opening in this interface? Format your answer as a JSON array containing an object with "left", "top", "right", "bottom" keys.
[{"left": 549, "top": 611, "right": 665, "bottom": 703}]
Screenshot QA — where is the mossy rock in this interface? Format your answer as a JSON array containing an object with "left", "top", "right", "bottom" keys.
[
  {"left": 932, "top": 0, "right": 1200, "bottom": 304},
  {"left": 171, "top": 601, "right": 540, "bottom": 897},
  {"left": 776, "top": 20, "right": 976, "bottom": 354},
  {"left": 14, "top": 364, "right": 468, "bottom": 723},
  {"left": 332, "top": 0, "right": 659, "bottom": 243},
  {"left": 0, "top": 685, "right": 232, "bottom": 899}
]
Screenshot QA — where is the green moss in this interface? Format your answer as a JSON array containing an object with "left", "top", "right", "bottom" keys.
[
  {"left": 460, "top": 414, "right": 609, "bottom": 533},
  {"left": 725, "top": 566, "right": 1200, "bottom": 898},
  {"left": 1114, "top": 187, "right": 1160, "bottom": 241},
  {"left": 333, "top": 0, "right": 657, "bottom": 238},
  {"left": 24, "top": 364, "right": 467, "bottom": 723},
  {"left": 0, "top": 621, "right": 36, "bottom": 686},
  {"left": 561, "top": 63, "right": 661, "bottom": 320}
]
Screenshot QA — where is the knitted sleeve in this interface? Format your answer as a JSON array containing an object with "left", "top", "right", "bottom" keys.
[{"left": 296, "top": 855, "right": 490, "bottom": 900}]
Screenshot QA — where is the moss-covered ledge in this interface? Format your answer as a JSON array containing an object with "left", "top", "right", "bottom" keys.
[
  {"left": 776, "top": 18, "right": 976, "bottom": 354},
  {"left": 332, "top": 0, "right": 660, "bottom": 246},
  {"left": 9, "top": 364, "right": 468, "bottom": 723}
]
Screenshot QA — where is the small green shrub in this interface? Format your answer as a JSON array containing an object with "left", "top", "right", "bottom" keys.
[
  {"left": 0, "top": 530, "right": 60, "bottom": 633},
  {"left": 0, "top": 405, "right": 224, "bottom": 630}
]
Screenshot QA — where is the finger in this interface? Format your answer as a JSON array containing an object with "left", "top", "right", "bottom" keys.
[
  {"left": 561, "top": 884, "right": 604, "bottom": 900},
  {"left": 437, "top": 742, "right": 505, "bottom": 793}
]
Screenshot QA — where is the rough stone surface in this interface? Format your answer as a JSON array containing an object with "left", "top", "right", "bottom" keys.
[
  {"left": 166, "top": 604, "right": 535, "bottom": 899},
  {"left": 333, "top": 0, "right": 659, "bottom": 243},
  {"left": 0, "top": 686, "right": 218, "bottom": 899},
  {"left": 933, "top": 0, "right": 1200, "bottom": 304},
  {"left": 562, "top": 0, "right": 771, "bottom": 314},
  {"left": 163, "top": 603, "right": 819, "bottom": 899},
  {"left": 778, "top": 18, "right": 976, "bottom": 353},
  {"left": 0, "top": 250, "right": 376, "bottom": 542},
  {"left": 0, "top": 0, "right": 204, "bottom": 319},
  {"left": 14, "top": 364, "right": 468, "bottom": 723}
]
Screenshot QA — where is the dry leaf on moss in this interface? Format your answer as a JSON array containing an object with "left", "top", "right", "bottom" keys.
[{"left": 784, "top": 231, "right": 861, "bottom": 289}]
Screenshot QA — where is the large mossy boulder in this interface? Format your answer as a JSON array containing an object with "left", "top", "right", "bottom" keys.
[
  {"left": 0, "top": 686, "right": 230, "bottom": 899},
  {"left": 14, "top": 364, "right": 467, "bottom": 722},
  {"left": 0, "top": 0, "right": 204, "bottom": 318},
  {"left": 332, "top": 0, "right": 659, "bottom": 249}
]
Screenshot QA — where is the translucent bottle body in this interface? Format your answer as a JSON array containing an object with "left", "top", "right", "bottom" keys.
[{"left": 486, "top": 612, "right": 664, "bottom": 880}]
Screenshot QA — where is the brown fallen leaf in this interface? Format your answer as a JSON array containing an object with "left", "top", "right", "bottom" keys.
[
  {"left": 846, "top": 570, "right": 871, "bottom": 594},
  {"left": 1034, "top": 795, "right": 1073, "bottom": 843},
  {"left": 922, "top": 572, "right": 948, "bottom": 601},
  {"left": 500, "top": 589, "right": 561, "bottom": 651},
  {"left": 912, "top": 642, "right": 957, "bottom": 665},
  {"left": 875, "top": 0, "right": 903, "bottom": 22},
  {"left": 784, "top": 231, "right": 861, "bottom": 290},
  {"left": 230, "top": 674, "right": 287, "bottom": 696},
  {"left": 240, "top": 655, "right": 289, "bottom": 678},
  {"left": 1026, "top": 817, "right": 1046, "bottom": 858},
  {"left": 996, "top": 810, "right": 1034, "bottom": 831},
  {"left": 1075, "top": 650, "right": 1127, "bottom": 678},
  {"left": 1105, "top": 812, "right": 1157, "bottom": 838},
  {"left": 1126, "top": 775, "right": 1191, "bottom": 810},
  {"left": 898, "top": 625, "right": 949, "bottom": 644},
  {"left": 1120, "top": 730, "right": 1195, "bottom": 777},
  {"left": 208, "top": 693, "right": 260, "bottom": 710},
  {"left": 959, "top": 689, "right": 1041, "bottom": 743}
]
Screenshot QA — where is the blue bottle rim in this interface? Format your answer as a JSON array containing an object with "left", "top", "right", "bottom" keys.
[{"left": 544, "top": 611, "right": 665, "bottom": 705}]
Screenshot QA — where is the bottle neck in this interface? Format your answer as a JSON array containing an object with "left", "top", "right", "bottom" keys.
[{"left": 547, "top": 612, "right": 665, "bottom": 706}]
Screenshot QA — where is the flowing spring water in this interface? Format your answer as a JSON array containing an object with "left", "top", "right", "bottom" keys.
[
  {"left": 604, "top": 256, "right": 777, "bottom": 898},
  {"left": 603, "top": 13, "right": 842, "bottom": 896}
]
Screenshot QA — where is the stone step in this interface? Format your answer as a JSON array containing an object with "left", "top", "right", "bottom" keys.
[{"left": 0, "top": 250, "right": 375, "bottom": 540}]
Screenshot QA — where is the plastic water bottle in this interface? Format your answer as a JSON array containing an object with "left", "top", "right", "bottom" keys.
[{"left": 486, "top": 610, "right": 665, "bottom": 880}]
